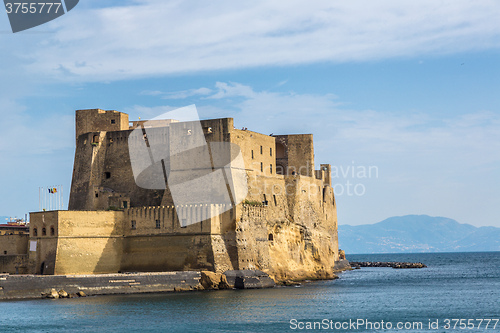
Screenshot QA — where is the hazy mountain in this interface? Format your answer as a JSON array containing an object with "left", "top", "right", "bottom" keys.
[{"left": 339, "top": 215, "right": 500, "bottom": 254}]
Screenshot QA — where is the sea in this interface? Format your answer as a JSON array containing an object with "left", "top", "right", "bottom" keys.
[{"left": 0, "top": 252, "right": 499, "bottom": 332}]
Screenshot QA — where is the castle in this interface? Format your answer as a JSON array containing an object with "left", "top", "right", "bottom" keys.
[{"left": 3, "top": 109, "right": 340, "bottom": 281}]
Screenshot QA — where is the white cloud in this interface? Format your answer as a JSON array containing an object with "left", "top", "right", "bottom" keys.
[
  {"left": 13, "top": 0, "right": 500, "bottom": 81},
  {"left": 136, "top": 81, "right": 500, "bottom": 171},
  {"left": 162, "top": 87, "right": 213, "bottom": 99},
  {"left": 208, "top": 82, "right": 256, "bottom": 99},
  {"left": 139, "top": 88, "right": 213, "bottom": 99},
  {"left": 134, "top": 81, "right": 500, "bottom": 226}
]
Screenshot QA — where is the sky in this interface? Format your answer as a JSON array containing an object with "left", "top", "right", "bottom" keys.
[{"left": 1, "top": 0, "right": 499, "bottom": 227}]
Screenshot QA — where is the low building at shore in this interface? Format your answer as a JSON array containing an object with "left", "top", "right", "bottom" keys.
[{"left": 0, "top": 221, "right": 29, "bottom": 274}]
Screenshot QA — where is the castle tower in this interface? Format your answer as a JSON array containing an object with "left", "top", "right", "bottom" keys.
[{"left": 75, "top": 109, "right": 129, "bottom": 142}]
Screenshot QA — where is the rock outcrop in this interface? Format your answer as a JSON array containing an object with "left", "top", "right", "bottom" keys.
[
  {"left": 42, "top": 289, "right": 60, "bottom": 299},
  {"left": 200, "top": 271, "right": 230, "bottom": 290},
  {"left": 333, "top": 259, "right": 351, "bottom": 272},
  {"left": 223, "top": 270, "right": 276, "bottom": 289}
]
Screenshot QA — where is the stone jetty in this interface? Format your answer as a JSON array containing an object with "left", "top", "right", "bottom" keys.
[{"left": 350, "top": 262, "right": 427, "bottom": 269}]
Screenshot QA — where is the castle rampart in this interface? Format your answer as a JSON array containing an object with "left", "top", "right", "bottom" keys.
[{"left": 22, "top": 109, "right": 340, "bottom": 282}]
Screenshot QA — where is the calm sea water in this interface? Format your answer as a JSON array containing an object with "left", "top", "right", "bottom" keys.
[{"left": 1, "top": 252, "right": 499, "bottom": 332}]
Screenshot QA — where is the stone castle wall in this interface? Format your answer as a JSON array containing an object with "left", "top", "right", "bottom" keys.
[
  {"left": 23, "top": 109, "right": 340, "bottom": 281},
  {"left": 0, "top": 234, "right": 29, "bottom": 274},
  {"left": 29, "top": 205, "right": 237, "bottom": 275}
]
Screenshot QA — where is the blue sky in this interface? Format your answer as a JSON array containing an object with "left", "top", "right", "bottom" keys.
[{"left": 1, "top": 0, "right": 499, "bottom": 227}]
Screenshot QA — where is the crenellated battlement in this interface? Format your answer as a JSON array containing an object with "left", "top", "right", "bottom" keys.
[{"left": 123, "top": 204, "right": 234, "bottom": 235}]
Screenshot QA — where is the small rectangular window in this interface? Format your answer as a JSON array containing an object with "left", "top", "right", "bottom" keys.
[
  {"left": 111, "top": 119, "right": 116, "bottom": 124},
  {"left": 251, "top": 150, "right": 254, "bottom": 159},
  {"left": 131, "top": 220, "right": 136, "bottom": 230},
  {"left": 105, "top": 172, "right": 111, "bottom": 179},
  {"left": 260, "top": 162, "right": 263, "bottom": 172},
  {"left": 270, "top": 164, "right": 272, "bottom": 174},
  {"left": 260, "top": 146, "right": 263, "bottom": 154},
  {"left": 156, "top": 220, "right": 161, "bottom": 229},
  {"left": 270, "top": 147, "right": 272, "bottom": 156},
  {"left": 123, "top": 201, "right": 128, "bottom": 209}
]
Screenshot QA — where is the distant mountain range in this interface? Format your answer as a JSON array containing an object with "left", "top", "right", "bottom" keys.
[{"left": 339, "top": 215, "right": 500, "bottom": 254}]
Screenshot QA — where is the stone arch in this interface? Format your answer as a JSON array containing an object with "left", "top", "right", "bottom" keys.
[{"left": 275, "top": 141, "right": 286, "bottom": 159}]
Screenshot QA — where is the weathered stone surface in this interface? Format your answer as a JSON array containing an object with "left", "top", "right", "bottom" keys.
[
  {"left": 334, "top": 259, "right": 352, "bottom": 272},
  {"left": 200, "top": 271, "right": 230, "bottom": 290},
  {"left": 0, "top": 271, "right": 203, "bottom": 300},
  {"left": 45, "top": 288, "right": 59, "bottom": 299},
  {"left": 224, "top": 270, "right": 275, "bottom": 289},
  {"left": 76, "top": 291, "right": 86, "bottom": 297},
  {"left": 0, "top": 234, "right": 29, "bottom": 274},
  {"left": 58, "top": 289, "right": 68, "bottom": 298},
  {"left": 339, "top": 250, "right": 346, "bottom": 260},
  {"left": 281, "top": 280, "right": 301, "bottom": 286}
]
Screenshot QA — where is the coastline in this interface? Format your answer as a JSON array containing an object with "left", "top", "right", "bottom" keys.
[
  {"left": 0, "top": 271, "right": 202, "bottom": 300},
  {"left": 0, "top": 261, "right": 352, "bottom": 301}
]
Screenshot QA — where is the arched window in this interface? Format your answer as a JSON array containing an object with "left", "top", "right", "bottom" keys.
[
  {"left": 42, "top": 228, "right": 46, "bottom": 236},
  {"left": 33, "top": 228, "right": 38, "bottom": 237},
  {"left": 50, "top": 227, "right": 55, "bottom": 236},
  {"left": 268, "top": 234, "right": 274, "bottom": 241}
]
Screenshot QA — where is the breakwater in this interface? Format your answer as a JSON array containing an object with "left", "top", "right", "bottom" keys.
[{"left": 350, "top": 261, "right": 427, "bottom": 269}]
